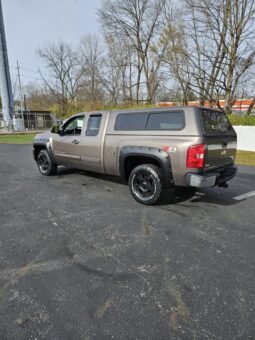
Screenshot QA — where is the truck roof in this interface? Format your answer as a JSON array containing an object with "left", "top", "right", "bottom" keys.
[{"left": 72, "top": 106, "right": 223, "bottom": 118}]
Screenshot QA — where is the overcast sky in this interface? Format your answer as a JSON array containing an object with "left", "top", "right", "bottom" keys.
[{"left": 2, "top": 0, "right": 102, "bottom": 86}]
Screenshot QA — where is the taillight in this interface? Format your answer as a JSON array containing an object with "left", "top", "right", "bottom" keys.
[{"left": 186, "top": 144, "right": 205, "bottom": 168}]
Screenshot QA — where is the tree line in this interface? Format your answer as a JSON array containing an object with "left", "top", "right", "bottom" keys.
[{"left": 25, "top": 0, "right": 255, "bottom": 116}]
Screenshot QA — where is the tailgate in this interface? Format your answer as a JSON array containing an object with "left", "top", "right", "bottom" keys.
[{"left": 200, "top": 109, "right": 237, "bottom": 171}]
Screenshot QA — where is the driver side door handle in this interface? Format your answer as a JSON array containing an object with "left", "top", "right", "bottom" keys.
[{"left": 72, "top": 140, "right": 79, "bottom": 144}]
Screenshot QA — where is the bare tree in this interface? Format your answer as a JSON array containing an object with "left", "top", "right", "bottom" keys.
[
  {"left": 238, "top": 66, "right": 255, "bottom": 114},
  {"left": 181, "top": 0, "right": 255, "bottom": 113},
  {"left": 162, "top": 18, "right": 193, "bottom": 105},
  {"left": 99, "top": 34, "right": 124, "bottom": 105},
  {"left": 98, "top": 0, "right": 170, "bottom": 104},
  {"left": 24, "top": 82, "right": 56, "bottom": 111},
  {"left": 38, "top": 42, "right": 84, "bottom": 114},
  {"left": 79, "top": 34, "right": 105, "bottom": 106},
  {"left": 101, "top": 33, "right": 142, "bottom": 104}
]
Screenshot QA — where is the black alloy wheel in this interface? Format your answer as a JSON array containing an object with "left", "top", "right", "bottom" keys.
[
  {"left": 128, "top": 164, "right": 163, "bottom": 205},
  {"left": 37, "top": 149, "right": 57, "bottom": 176}
]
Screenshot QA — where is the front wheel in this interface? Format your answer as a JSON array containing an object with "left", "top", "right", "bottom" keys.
[
  {"left": 37, "top": 149, "right": 57, "bottom": 176},
  {"left": 128, "top": 164, "right": 163, "bottom": 205}
]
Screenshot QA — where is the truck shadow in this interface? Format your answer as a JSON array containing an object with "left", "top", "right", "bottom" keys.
[
  {"left": 57, "top": 166, "right": 126, "bottom": 186},
  {"left": 158, "top": 187, "right": 243, "bottom": 206},
  {"left": 57, "top": 167, "right": 250, "bottom": 207},
  {"left": 158, "top": 188, "right": 196, "bottom": 205}
]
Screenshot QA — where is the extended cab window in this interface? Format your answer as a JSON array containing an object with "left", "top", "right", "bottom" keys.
[
  {"left": 61, "top": 116, "right": 84, "bottom": 135},
  {"left": 201, "top": 109, "right": 232, "bottom": 134},
  {"left": 115, "top": 111, "right": 184, "bottom": 131},
  {"left": 86, "top": 115, "right": 102, "bottom": 136},
  {"left": 115, "top": 113, "right": 148, "bottom": 130}
]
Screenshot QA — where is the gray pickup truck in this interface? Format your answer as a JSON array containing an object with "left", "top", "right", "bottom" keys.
[{"left": 33, "top": 107, "right": 237, "bottom": 205}]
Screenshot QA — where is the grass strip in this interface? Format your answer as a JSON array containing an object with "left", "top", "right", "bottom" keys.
[
  {"left": 0, "top": 134, "right": 36, "bottom": 144},
  {"left": 236, "top": 150, "right": 255, "bottom": 167}
]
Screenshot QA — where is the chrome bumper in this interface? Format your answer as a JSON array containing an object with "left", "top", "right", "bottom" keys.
[
  {"left": 186, "top": 173, "right": 217, "bottom": 188},
  {"left": 186, "top": 165, "right": 237, "bottom": 188}
]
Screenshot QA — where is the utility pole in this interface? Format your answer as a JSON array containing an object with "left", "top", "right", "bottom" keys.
[
  {"left": 0, "top": 0, "right": 14, "bottom": 124},
  {"left": 24, "top": 94, "right": 27, "bottom": 111},
  {"left": 16, "top": 60, "right": 23, "bottom": 112}
]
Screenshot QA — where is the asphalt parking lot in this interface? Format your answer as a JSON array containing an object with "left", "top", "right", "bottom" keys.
[{"left": 0, "top": 144, "right": 254, "bottom": 340}]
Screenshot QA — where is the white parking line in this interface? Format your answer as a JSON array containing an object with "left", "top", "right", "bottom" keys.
[{"left": 233, "top": 191, "right": 255, "bottom": 201}]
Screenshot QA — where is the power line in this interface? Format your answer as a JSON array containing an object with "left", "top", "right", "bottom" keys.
[
  {"left": 19, "top": 73, "right": 41, "bottom": 81},
  {"left": 21, "top": 68, "right": 39, "bottom": 74},
  {"left": 19, "top": 65, "right": 39, "bottom": 73},
  {"left": 18, "top": 63, "right": 40, "bottom": 70},
  {"left": 11, "top": 65, "right": 39, "bottom": 74}
]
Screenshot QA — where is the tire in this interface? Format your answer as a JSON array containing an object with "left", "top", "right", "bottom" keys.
[
  {"left": 128, "top": 164, "right": 163, "bottom": 205},
  {"left": 37, "top": 149, "right": 57, "bottom": 176}
]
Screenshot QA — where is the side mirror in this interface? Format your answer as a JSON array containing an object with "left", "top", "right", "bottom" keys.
[{"left": 51, "top": 125, "right": 60, "bottom": 134}]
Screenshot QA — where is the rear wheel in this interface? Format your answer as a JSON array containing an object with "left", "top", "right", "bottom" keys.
[
  {"left": 128, "top": 164, "right": 163, "bottom": 205},
  {"left": 37, "top": 149, "right": 57, "bottom": 176}
]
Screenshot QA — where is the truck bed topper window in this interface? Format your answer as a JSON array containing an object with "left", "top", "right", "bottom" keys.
[
  {"left": 200, "top": 109, "right": 233, "bottom": 135},
  {"left": 115, "top": 111, "right": 185, "bottom": 131}
]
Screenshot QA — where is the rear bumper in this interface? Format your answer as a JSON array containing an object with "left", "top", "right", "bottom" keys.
[{"left": 186, "top": 164, "right": 238, "bottom": 188}]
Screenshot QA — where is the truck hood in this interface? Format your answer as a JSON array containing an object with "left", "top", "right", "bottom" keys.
[{"left": 33, "top": 131, "right": 51, "bottom": 144}]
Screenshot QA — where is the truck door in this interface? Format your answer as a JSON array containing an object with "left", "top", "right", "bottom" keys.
[
  {"left": 79, "top": 113, "right": 109, "bottom": 173},
  {"left": 52, "top": 115, "right": 85, "bottom": 166}
]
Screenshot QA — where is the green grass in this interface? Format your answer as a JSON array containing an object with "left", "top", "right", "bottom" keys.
[
  {"left": 228, "top": 114, "right": 255, "bottom": 126},
  {"left": 236, "top": 150, "right": 255, "bottom": 167},
  {"left": 0, "top": 133, "right": 36, "bottom": 144}
]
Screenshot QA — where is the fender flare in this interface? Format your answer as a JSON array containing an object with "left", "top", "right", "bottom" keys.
[
  {"left": 33, "top": 137, "right": 56, "bottom": 164},
  {"left": 119, "top": 146, "right": 174, "bottom": 187}
]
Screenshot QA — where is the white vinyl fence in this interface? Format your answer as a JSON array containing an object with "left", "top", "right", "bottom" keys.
[{"left": 234, "top": 126, "right": 255, "bottom": 151}]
